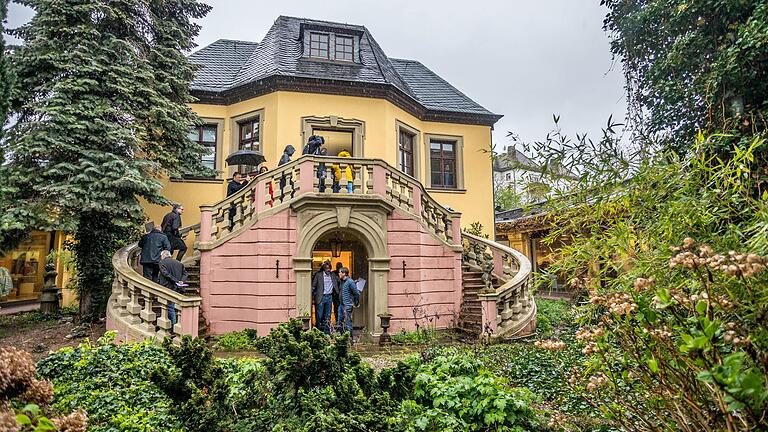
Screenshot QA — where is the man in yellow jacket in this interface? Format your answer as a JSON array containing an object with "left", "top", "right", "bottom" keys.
[{"left": 332, "top": 150, "right": 354, "bottom": 193}]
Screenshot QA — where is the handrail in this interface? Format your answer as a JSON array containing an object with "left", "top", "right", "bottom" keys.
[
  {"left": 107, "top": 240, "right": 202, "bottom": 342},
  {"left": 461, "top": 232, "right": 536, "bottom": 339}
]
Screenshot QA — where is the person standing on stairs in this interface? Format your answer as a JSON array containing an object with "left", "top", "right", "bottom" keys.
[
  {"left": 161, "top": 204, "right": 187, "bottom": 261},
  {"left": 312, "top": 260, "right": 339, "bottom": 334},
  {"left": 158, "top": 250, "right": 188, "bottom": 325},
  {"left": 227, "top": 172, "right": 250, "bottom": 228},
  {"left": 138, "top": 224, "right": 171, "bottom": 282}
]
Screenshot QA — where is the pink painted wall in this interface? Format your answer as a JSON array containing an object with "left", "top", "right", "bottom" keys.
[
  {"left": 387, "top": 211, "right": 463, "bottom": 332},
  {"left": 200, "top": 211, "right": 298, "bottom": 336},
  {"left": 198, "top": 208, "right": 463, "bottom": 336}
]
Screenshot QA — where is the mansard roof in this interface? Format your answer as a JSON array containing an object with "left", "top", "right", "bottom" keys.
[{"left": 188, "top": 16, "right": 502, "bottom": 126}]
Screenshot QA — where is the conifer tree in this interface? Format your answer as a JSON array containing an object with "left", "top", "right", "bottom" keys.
[
  {"left": 0, "top": 0, "right": 211, "bottom": 320},
  {"left": 0, "top": 0, "right": 10, "bottom": 133}
]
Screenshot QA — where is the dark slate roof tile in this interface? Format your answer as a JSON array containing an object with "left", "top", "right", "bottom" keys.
[
  {"left": 188, "top": 16, "right": 497, "bottom": 117},
  {"left": 189, "top": 39, "right": 258, "bottom": 92}
]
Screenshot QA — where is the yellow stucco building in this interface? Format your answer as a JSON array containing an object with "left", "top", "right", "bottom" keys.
[{"left": 2, "top": 16, "right": 508, "bottom": 320}]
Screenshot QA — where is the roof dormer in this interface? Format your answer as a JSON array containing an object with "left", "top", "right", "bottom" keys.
[{"left": 299, "top": 23, "right": 362, "bottom": 64}]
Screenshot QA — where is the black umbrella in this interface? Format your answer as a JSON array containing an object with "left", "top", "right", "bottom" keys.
[{"left": 225, "top": 150, "right": 266, "bottom": 167}]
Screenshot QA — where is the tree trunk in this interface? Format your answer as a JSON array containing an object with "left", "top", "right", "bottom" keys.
[{"left": 75, "top": 211, "right": 133, "bottom": 322}]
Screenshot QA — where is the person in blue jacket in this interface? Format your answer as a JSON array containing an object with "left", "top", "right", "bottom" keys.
[{"left": 338, "top": 267, "right": 360, "bottom": 338}]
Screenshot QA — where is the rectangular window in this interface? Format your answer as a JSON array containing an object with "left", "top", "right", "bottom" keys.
[
  {"left": 334, "top": 35, "right": 354, "bottom": 62},
  {"left": 188, "top": 124, "right": 218, "bottom": 173},
  {"left": 429, "top": 140, "right": 457, "bottom": 188},
  {"left": 309, "top": 32, "right": 329, "bottom": 59},
  {"left": 398, "top": 129, "right": 415, "bottom": 177},
  {"left": 238, "top": 118, "right": 260, "bottom": 151},
  {"left": 237, "top": 117, "right": 260, "bottom": 173}
]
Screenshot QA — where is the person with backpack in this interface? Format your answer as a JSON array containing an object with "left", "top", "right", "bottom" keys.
[{"left": 161, "top": 204, "right": 187, "bottom": 260}]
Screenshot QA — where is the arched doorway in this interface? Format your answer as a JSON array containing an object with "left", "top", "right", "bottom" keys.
[
  {"left": 311, "top": 230, "right": 370, "bottom": 332},
  {"left": 292, "top": 200, "right": 392, "bottom": 335}
]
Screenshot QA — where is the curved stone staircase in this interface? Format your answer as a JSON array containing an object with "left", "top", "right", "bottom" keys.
[{"left": 107, "top": 155, "right": 535, "bottom": 342}]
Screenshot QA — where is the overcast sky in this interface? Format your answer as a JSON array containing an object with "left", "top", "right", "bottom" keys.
[{"left": 5, "top": 0, "right": 626, "bottom": 153}]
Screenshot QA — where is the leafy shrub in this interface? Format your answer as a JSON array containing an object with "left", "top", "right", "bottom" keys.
[
  {"left": 152, "top": 337, "right": 231, "bottom": 432},
  {"left": 236, "top": 319, "right": 404, "bottom": 431},
  {"left": 394, "top": 354, "right": 541, "bottom": 431},
  {"left": 212, "top": 328, "right": 258, "bottom": 351},
  {"left": 36, "top": 332, "right": 183, "bottom": 432},
  {"left": 536, "top": 133, "right": 768, "bottom": 431}
]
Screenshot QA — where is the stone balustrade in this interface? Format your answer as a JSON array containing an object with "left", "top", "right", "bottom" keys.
[
  {"left": 462, "top": 232, "right": 535, "bottom": 339},
  {"left": 107, "top": 242, "right": 202, "bottom": 342},
  {"left": 197, "top": 155, "right": 461, "bottom": 250}
]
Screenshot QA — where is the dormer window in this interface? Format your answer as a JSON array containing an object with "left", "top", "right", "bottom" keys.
[
  {"left": 302, "top": 25, "right": 360, "bottom": 63},
  {"left": 309, "top": 32, "right": 330, "bottom": 59},
  {"left": 334, "top": 35, "right": 354, "bottom": 62}
]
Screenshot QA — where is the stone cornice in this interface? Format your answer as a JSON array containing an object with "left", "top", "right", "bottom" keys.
[{"left": 191, "top": 75, "right": 503, "bottom": 127}]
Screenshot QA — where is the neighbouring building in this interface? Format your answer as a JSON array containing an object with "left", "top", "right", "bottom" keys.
[
  {"left": 495, "top": 205, "right": 572, "bottom": 298},
  {"left": 493, "top": 145, "right": 576, "bottom": 206}
]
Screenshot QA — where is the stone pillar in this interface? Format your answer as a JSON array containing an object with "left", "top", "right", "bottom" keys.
[
  {"left": 492, "top": 250, "right": 503, "bottom": 276},
  {"left": 412, "top": 185, "right": 422, "bottom": 216},
  {"left": 479, "top": 294, "right": 498, "bottom": 335},
  {"left": 293, "top": 257, "right": 313, "bottom": 318},
  {"left": 179, "top": 304, "right": 200, "bottom": 337},
  {"left": 255, "top": 178, "right": 267, "bottom": 212},
  {"left": 372, "top": 164, "right": 387, "bottom": 196},
  {"left": 369, "top": 257, "right": 390, "bottom": 335},
  {"left": 199, "top": 208, "right": 213, "bottom": 243},
  {"left": 299, "top": 159, "right": 314, "bottom": 195},
  {"left": 451, "top": 214, "right": 462, "bottom": 247}
]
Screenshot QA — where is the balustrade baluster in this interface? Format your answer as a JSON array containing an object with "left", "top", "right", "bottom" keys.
[
  {"left": 156, "top": 298, "right": 172, "bottom": 338},
  {"left": 126, "top": 284, "right": 142, "bottom": 324},
  {"left": 139, "top": 290, "right": 157, "bottom": 334},
  {"left": 365, "top": 166, "right": 374, "bottom": 194},
  {"left": 353, "top": 165, "right": 363, "bottom": 193}
]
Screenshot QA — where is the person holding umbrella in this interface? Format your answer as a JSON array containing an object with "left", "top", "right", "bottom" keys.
[{"left": 225, "top": 149, "right": 266, "bottom": 177}]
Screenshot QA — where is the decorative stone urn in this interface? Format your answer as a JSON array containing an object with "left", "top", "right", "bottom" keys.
[
  {"left": 378, "top": 313, "right": 393, "bottom": 345},
  {"left": 39, "top": 263, "right": 61, "bottom": 314}
]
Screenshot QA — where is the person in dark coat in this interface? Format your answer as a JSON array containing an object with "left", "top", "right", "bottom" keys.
[
  {"left": 338, "top": 267, "right": 360, "bottom": 338},
  {"left": 227, "top": 171, "right": 250, "bottom": 197},
  {"left": 317, "top": 148, "right": 329, "bottom": 192},
  {"left": 311, "top": 260, "right": 339, "bottom": 334},
  {"left": 332, "top": 261, "right": 343, "bottom": 330},
  {"left": 227, "top": 172, "right": 250, "bottom": 228},
  {"left": 278, "top": 145, "right": 296, "bottom": 201},
  {"left": 138, "top": 225, "right": 171, "bottom": 281},
  {"left": 302, "top": 135, "right": 324, "bottom": 156},
  {"left": 158, "top": 250, "right": 188, "bottom": 325},
  {"left": 161, "top": 204, "right": 187, "bottom": 261},
  {"left": 278, "top": 144, "right": 295, "bottom": 167}
]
